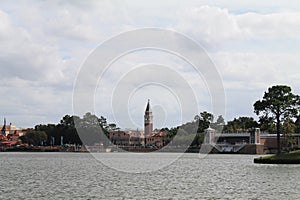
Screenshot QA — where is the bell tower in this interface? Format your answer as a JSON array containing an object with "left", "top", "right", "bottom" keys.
[
  {"left": 144, "top": 99, "right": 153, "bottom": 137},
  {"left": 1, "top": 118, "right": 6, "bottom": 136}
]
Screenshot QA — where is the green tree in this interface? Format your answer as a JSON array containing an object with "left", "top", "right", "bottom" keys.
[
  {"left": 99, "top": 116, "right": 108, "bottom": 129},
  {"left": 35, "top": 124, "right": 57, "bottom": 145},
  {"left": 21, "top": 130, "right": 47, "bottom": 146},
  {"left": 254, "top": 85, "right": 300, "bottom": 154},
  {"left": 107, "top": 123, "right": 120, "bottom": 131},
  {"left": 75, "top": 112, "right": 112, "bottom": 146},
  {"left": 35, "top": 113, "right": 113, "bottom": 146},
  {"left": 161, "top": 127, "right": 179, "bottom": 145},
  {"left": 258, "top": 115, "right": 276, "bottom": 133},
  {"left": 200, "top": 111, "right": 214, "bottom": 123},
  {"left": 195, "top": 111, "right": 214, "bottom": 133},
  {"left": 295, "top": 116, "right": 300, "bottom": 133},
  {"left": 170, "top": 121, "right": 198, "bottom": 147},
  {"left": 216, "top": 115, "right": 225, "bottom": 126},
  {"left": 223, "top": 117, "right": 258, "bottom": 133},
  {"left": 191, "top": 132, "right": 205, "bottom": 147},
  {"left": 210, "top": 115, "right": 225, "bottom": 132},
  {"left": 282, "top": 118, "right": 296, "bottom": 148},
  {"left": 58, "top": 115, "right": 82, "bottom": 145}
]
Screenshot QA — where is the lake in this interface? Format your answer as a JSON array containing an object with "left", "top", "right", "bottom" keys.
[{"left": 0, "top": 152, "right": 299, "bottom": 199}]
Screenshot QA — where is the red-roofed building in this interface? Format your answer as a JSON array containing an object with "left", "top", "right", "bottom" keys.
[
  {"left": 1, "top": 140, "right": 18, "bottom": 147},
  {"left": 1, "top": 118, "right": 26, "bottom": 137},
  {"left": 0, "top": 134, "right": 7, "bottom": 141},
  {"left": 108, "top": 100, "right": 169, "bottom": 148},
  {"left": 109, "top": 131, "right": 130, "bottom": 146}
]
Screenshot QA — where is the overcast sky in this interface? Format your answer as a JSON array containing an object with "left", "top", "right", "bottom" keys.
[{"left": 1, "top": 0, "right": 300, "bottom": 129}]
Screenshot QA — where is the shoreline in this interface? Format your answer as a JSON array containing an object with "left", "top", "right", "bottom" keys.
[
  {"left": 254, "top": 150, "right": 300, "bottom": 164},
  {"left": 0, "top": 146, "right": 271, "bottom": 154}
]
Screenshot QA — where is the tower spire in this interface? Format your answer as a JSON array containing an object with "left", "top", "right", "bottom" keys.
[
  {"left": 1, "top": 117, "right": 6, "bottom": 136},
  {"left": 145, "top": 99, "right": 152, "bottom": 113},
  {"left": 144, "top": 99, "right": 153, "bottom": 137}
]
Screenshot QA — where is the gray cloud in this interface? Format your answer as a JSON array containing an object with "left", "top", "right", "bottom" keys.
[{"left": 1, "top": 1, "right": 300, "bottom": 128}]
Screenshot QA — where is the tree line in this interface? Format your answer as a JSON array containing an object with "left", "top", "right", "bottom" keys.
[
  {"left": 21, "top": 85, "right": 300, "bottom": 154},
  {"left": 161, "top": 85, "right": 300, "bottom": 153},
  {"left": 20, "top": 112, "right": 119, "bottom": 146}
]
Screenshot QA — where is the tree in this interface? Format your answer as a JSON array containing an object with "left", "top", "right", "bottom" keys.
[
  {"left": 195, "top": 111, "right": 214, "bottom": 133},
  {"left": 76, "top": 112, "right": 111, "bottom": 145},
  {"left": 223, "top": 117, "right": 258, "bottom": 133},
  {"left": 216, "top": 115, "right": 225, "bottom": 126},
  {"left": 200, "top": 111, "right": 214, "bottom": 123},
  {"left": 21, "top": 130, "right": 47, "bottom": 146},
  {"left": 106, "top": 123, "right": 120, "bottom": 131},
  {"left": 99, "top": 116, "right": 108, "bottom": 129},
  {"left": 258, "top": 115, "right": 276, "bottom": 133},
  {"left": 282, "top": 118, "right": 296, "bottom": 149},
  {"left": 191, "top": 132, "right": 205, "bottom": 147},
  {"left": 295, "top": 116, "right": 300, "bottom": 133},
  {"left": 161, "top": 127, "right": 179, "bottom": 145},
  {"left": 254, "top": 85, "right": 300, "bottom": 154},
  {"left": 59, "top": 115, "right": 82, "bottom": 145},
  {"left": 210, "top": 115, "right": 225, "bottom": 132}
]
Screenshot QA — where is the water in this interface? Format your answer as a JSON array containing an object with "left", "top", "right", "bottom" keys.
[{"left": 0, "top": 153, "right": 299, "bottom": 199}]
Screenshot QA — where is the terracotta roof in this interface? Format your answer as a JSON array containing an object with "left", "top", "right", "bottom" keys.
[
  {"left": 0, "top": 135, "right": 7, "bottom": 141},
  {"left": 1, "top": 140, "right": 17, "bottom": 146}
]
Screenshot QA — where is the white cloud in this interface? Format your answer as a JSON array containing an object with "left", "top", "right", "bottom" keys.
[
  {"left": 176, "top": 6, "right": 243, "bottom": 43},
  {"left": 237, "top": 12, "right": 300, "bottom": 40},
  {"left": 176, "top": 6, "right": 300, "bottom": 44},
  {"left": 213, "top": 52, "right": 300, "bottom": 90},
  {"left": 212, "top": 52, "right": 300, "bottom": 121},
  {"left": 175, "top": 5, "right": 300, "bottom": 121},
  {"left": 0, "top": 10, "right": 66, "bottom": 84},
  {"left": 1, "top": 1, "right": 300, "bottom": 127}
]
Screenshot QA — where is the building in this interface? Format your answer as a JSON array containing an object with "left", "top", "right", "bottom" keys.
[
  {"left": 203, "top": 127, "right": 300, "bottom": 154},
  {"left": 145, "top": 131, "right": 168, "bottom": 148},
  {"left": 109, "top": 131, "right": 130, "bottom": 146},
  {"left": 143, "top": 99, "right": 164, "bottom": 147},
  {"left": 1, "top": 118, "right": 26, "bottom": 137},
  {"left": 109, "top": 99, "right": 164, "bottom": 149},
  {"left": 144, "top": 99, "right": 153, "bottom": 138},
  {"left": 202, "top": 128, "right": 264, "bottom": 154},
  {"left": 0, "top": 118, "right": 26, "bottom": 147}
]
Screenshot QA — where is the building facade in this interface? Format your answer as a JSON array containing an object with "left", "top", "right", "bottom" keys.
[
  {"left": 0, "top": 118, "right": 26, "bottom": 147},
  {"left": 109, "top": 131, "right": 130, "bottom": 146},
  {"left": 1, "top": 118, "right": 25, "bottom": 137}
]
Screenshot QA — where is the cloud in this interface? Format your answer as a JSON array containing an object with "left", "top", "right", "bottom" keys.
[
  {"left": 213, "top": 52, "right": 300, "bottom": 90},
  {"left": 212, "top": 51, "right": 300, "bottom": 121},
  {"left": 237, "top": 12, "right": 300, "bottom": 40},
  {"left": 0, "top": 8, "right": 77, "bottom": 126},
  {"left": 176, "top": 5, "right": 300, "bottom": 44},
  {"left": 1, "top": 2, "right": 300, "bottom": 128},
  {"left": 174, "top": 5, "right": 300, "bottom": 121},
  {"left": 0, "top": 10, "right": 66, "bottom": 84},
  {"left": 176, "top": 6, "right": 243, "bottom": 43}
]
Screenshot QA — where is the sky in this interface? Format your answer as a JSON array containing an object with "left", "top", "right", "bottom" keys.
[{"left": 1, "top": 0, "right": 300, "bottom": 129}]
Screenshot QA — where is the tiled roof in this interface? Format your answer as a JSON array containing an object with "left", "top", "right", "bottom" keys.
[{"left": 1, "top": 140, "right": 17, "bottom": 146}]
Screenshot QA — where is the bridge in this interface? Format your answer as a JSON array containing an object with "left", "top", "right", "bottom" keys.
[
  {"left": 203, "top": 127, "right": 300, "bottom": 154},
  {"left": 203, "top": 128, "right": 262, "bottom": 153}
]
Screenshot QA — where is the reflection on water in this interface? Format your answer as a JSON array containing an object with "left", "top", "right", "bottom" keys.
[{"left": 0, "top": 153, "right": 299, "bottom": 199}]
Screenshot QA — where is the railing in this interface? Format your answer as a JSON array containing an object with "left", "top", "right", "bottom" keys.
[{"left": 213, "top": 143, "right": 247, "bottom": 153}]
